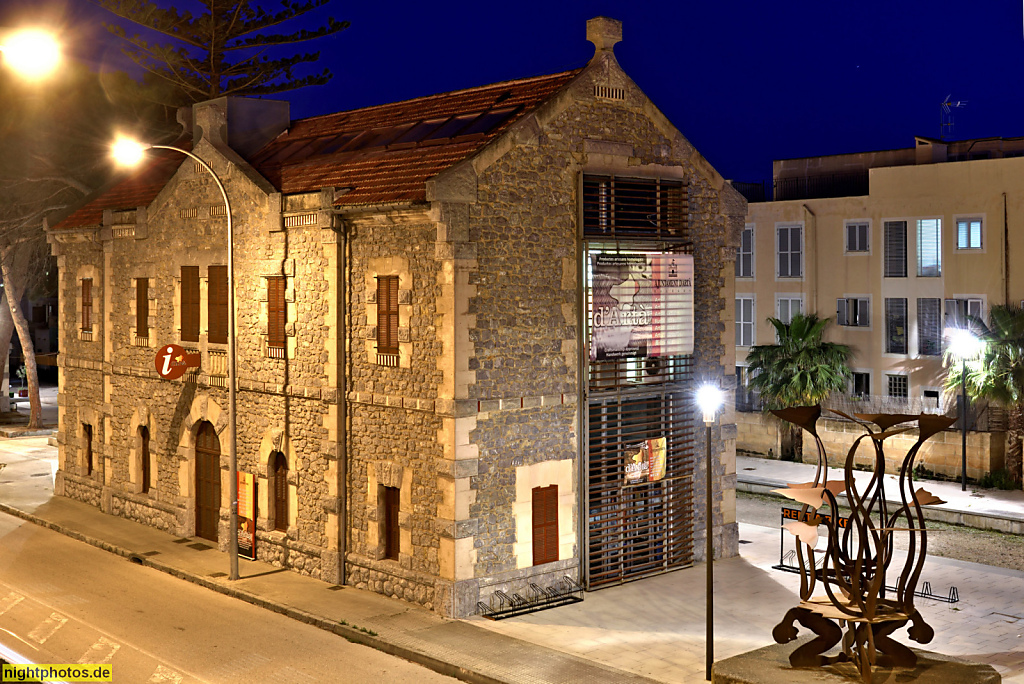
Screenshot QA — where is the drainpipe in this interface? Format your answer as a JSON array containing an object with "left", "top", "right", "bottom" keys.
[
  {"left": 803, "top": 204, "right": 817, "bottom": 313},
  {"left": 1004, "top": 192, "right": 1010, "bottom": 305},
  {"left": 338, "top": 215, "right": 348, "bottom": 584}
]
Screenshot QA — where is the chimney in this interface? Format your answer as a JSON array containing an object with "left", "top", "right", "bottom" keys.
[
  {"left": 587, "top": 16, "right": 622, "bottom": 57},
  {"left": 192, "top": 97, "right": 290, "bottom": 158}
]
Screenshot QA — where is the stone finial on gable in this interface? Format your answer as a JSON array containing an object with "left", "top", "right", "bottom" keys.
[{"left": 587, "top": 16, "right": 622, "bottom": 55}]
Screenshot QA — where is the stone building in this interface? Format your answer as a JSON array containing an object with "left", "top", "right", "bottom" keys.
[{"left": 48, "top": 17, "right": 745, "bottom": 617}]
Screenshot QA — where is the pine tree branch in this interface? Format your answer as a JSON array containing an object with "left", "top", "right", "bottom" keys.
[
  {"left": 98, "top": 5, "right": 206, "bottom": 49},
  {"left": 224, "top": 18, "right": 348, "bottom": 50}
]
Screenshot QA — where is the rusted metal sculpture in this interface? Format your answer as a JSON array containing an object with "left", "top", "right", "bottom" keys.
[{"left": 770, "top": 406, "right": 955, "bottom": 682}]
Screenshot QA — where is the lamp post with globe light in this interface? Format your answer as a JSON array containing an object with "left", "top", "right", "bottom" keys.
[
  {"left": 112, "top": 137, "right": 240, "bottom": 581},
  {"left": 0, "top": 28, "right": 61, "bottom": 80},
  {"left": 945, "top": 327, "right": 985, "bottom": 491},
  {"left": 696, "top": 383, "right": 724, "bottom": 681}
]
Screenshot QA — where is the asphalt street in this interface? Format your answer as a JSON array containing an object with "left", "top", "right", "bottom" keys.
[{"left": 0, "top": 511, "right": 454, "bottom": 683}]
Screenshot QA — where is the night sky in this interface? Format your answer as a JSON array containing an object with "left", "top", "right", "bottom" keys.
[{"left": 5, "top": 1, "right": 1024, "bottom": 182}]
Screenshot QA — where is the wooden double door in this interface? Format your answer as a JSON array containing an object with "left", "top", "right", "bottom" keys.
[{"left": 195, "top": 422, "right": 221, "bottom": 542}]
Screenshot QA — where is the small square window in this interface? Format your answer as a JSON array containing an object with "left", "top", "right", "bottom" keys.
[
  {"left": 886, "top": 374, "right": 909, "bottom": 401},
  {"left": 846, "top": 222, "right": 869, "bottom": 253},
  {"left": 852, "top": 372, "right": 870, "bottom": 397},
  {"left": 956, "top": 218, "right": 983, "bottom": 250}
]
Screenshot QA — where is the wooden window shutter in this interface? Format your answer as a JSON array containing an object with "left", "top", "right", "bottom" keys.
[
  {"left": 136, "top": 278, "right": 149, "bottom": 337},
  {"left": 84, "top": 424, "right": 93, "bottom": 476},
  {"left": 140, "top": 426, "right": 150, "bottom": 494},
  {"left": 376, "top": 275, "right": 399, "bottom": 354},
  {"left": 208, "top": 265, "right": 228, "bottom": 344},
  {"left": 383, "top": 485, "right": 400, "bottom": 560},
  {"left": 268, "top": 277, "right": 286, "bottom": 348},
  {"left": 273, "top": 451, "right": 288, "bottom": 532},
  {"left": 81, "top": 279, "right": 92, "bottom": 331},
  {"left": 532, "top": 485, "right": 559, "bottom": 566},
  {"left": 181, "top": 266, "right": 200, "bottom": 341}
]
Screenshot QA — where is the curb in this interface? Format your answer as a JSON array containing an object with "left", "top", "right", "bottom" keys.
[
  {"left": 737, "top": 478, "right": 1024, "bottom": 535},
  {"left": 0, "top": 501, "right": 504, "bottom": 684}
]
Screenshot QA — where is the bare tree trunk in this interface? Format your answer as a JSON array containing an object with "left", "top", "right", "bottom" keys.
[
  {"left": 0, "top": 292, "right": 14, "bottom": 413},
  {"left": 0, "top": 259, "right": 41, "bottom": 428},
  {"left": 1007, "top": 403, "right": 1024, "bottom": 488}
]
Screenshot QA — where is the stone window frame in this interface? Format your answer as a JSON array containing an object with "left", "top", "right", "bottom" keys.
[
  {"left": 367, "top": 461, "right": 411, "bottom": 565},
  {"left": 129, "top": 406, "right": 157, "bottom": 495},
  {"left": 735, "top": 294, "right": 755, "bottom": 348},
  {"left": 512, "top": 459, "right": 574, "bottom": 570},
  {"left": 844, "top": 219, "right": 871, "bottom": 255},
  {"left": 175, "top": 265, "right": 231, "bottom": 349},
  {"left": 775, "top": 223, "right": 804, "bottom": 280},
  {"left": 76, "top": 265, "right": 98, "bottom": 342},
  {"left": 130, "top": 274, "right": 157, "bottom": 348},
  {"left": 270, "top": 450, "right": 289, "bottom": 533},
  {"left": 256, "top": 428, "right": 298, "bottom": 537},
  {"left": 258, "top": 261, "right": 296, "bottom": 360},
  {"left": 364, "top": 257, "right": 412, "bottom": 369},
  {"left": 736, "top": 224, "right": 754, "bottom": 279}
]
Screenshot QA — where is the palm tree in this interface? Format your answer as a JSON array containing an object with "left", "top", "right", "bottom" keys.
[
  {"left": 945, "top": 304, "right": 1024, "bottom": 487},
  {"left": 746, "top": 313, "right": 853, "bottom": 459}
]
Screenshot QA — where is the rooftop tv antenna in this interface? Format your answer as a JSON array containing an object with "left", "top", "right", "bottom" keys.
[{"left": 940, "top": 94, "right": 967, "bottom": 139}]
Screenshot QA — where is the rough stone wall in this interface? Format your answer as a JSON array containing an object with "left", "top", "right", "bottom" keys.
[
  {"left": 52, "top": 115, "right": 333, "bottom": 579},
  {"left": 344, "top": 213, "right": 446, "bottom": 607}
]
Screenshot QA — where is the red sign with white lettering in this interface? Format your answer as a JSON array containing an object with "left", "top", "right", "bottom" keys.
[{"left": 154, "top": 344, "right": 201, "bottom": 380}]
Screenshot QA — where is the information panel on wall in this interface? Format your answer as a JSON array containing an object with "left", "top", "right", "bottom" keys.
[{"left": 589, "top": 252, "right": 694, "bottom": 360}]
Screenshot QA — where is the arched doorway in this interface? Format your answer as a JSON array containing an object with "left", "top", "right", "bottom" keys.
[{"left": 195, "top": 421, "right": 221, "bottom": 542}]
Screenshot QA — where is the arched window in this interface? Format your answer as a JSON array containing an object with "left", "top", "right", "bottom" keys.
[
  {"left": 272, "top": 451, "right": 288, "bottom": 532},
  {"left": 140, "top": 426, "right": 151, "bottom": 494}
]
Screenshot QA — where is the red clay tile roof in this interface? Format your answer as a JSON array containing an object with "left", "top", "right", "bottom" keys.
[
  {"left": 50, "top": 68, "right": 582, "bottom": 229},
  {"left": 251, "top": 69, "right": 583, "bottom": 206},
  {"left": 50, "top": 141, "right": 191, "bottom": 230}
]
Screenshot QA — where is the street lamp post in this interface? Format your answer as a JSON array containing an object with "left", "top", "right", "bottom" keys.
[
  {"left": 113, "top": 139, "right": 239, "bottom": 580},
  {"left": 696, "top": 384, "right": 724, "bottom": 682},
  {"left": 945, "top": 327, "right": 984, "bottom": 492}
]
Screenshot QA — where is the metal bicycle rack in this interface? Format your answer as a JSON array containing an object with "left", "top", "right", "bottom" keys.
[{"left": 476, "top": 576, "right": 584, "bottom": 620}]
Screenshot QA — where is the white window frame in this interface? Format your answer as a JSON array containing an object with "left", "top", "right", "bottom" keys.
[
  {"left": 944, "top": 295, "right": 986, "bottom": 329},
  {"left": 954, "top": 215, "right": 984, "bottom": 251},
  {"left": 837, "top": 295, "right": 871, "bottom": 329},
  {"left": 775, "top": 223, "right": 803, "bottom": 280},
  {"left": 886, "top": 373, "right": 909, "bottom": 401},
  {"left": 736, "top": 224, "right": 755, "bottom": 279},
  {"left": 776, "top": 295, "right": 803, "bottom": 324},
  {"left": 844, "top": 220, "right": 871, "bottom": 254},
  {"left": 921, "top": 386, "right": 943, "bottom": 410},
  {"left": 850, "top": 369, "right": 872, "bottom": 398},
  {"left": 884, "top": 297, "right": 908, "bottom": 356},
  {"left": 883, "top": 219, "right": 908, "bottom": 278},
  {"left": 916, "top": 218, "right": 942, "bottom": 277},
  {"left": 736, "top": 295, "right": 755, "bottom": 348}
]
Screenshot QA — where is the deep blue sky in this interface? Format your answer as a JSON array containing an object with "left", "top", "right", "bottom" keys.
[{"left": 7, "top": 1, "right": 1024, "bottom": 181}]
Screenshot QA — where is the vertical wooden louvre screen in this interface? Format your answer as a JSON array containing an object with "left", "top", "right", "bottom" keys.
[
  {"left": 273, "top": 451, "right": 288, "bottom": 532},
  {"left": 376, "top": 275, "right": 399, "bottom": 354},
  {"left": 383, "top": 486, "right": 400, "bottom": 560},
  {"left": 136, "top": 278, "right": 149, "bottom": 338},
  {"left": 581, "top": 224, "right": 695, "bottom": 589},
  {"left": 81, "top": 279, "right": 92, "bottom": 331},
  {"left": 180, "top": 266, "right": 200, "bottom": 342},
  {"left": 532, "top": 485, "right": 559, "bottom": 565},
  {"left": 208, "top": 265, "right": 228, "bottom": 344},
  {"left": 267, "top": 277, "right": 286, "bottom": 349}
]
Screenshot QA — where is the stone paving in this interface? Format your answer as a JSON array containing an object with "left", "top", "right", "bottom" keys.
[{"left": 472, "top": 521, "right": 1024, "bottom": 682}]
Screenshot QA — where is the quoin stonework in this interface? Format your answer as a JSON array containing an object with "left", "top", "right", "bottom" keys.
[{"left": 47, "top": 17, "right": 746, "bottom": 617}]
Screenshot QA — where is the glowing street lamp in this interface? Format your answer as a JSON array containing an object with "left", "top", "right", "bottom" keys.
[
  {"left": 113, "top": 137, "right": 240, "bottom": 581},
  {"left": 696, "top": 383, "right": 724, "bottom": 681},
  {"left": 945, "top": 327, "right": 985, "bottom": 491},
  {"left": 0, "top": 28, "right": 61, "bottom": 80}
]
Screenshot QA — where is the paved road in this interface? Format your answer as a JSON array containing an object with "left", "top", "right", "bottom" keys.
[{"left": 0, "top": 512, "right": 454, "bottom": 683}]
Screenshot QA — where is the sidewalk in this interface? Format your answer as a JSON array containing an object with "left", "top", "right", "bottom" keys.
[
  {"left": 1, "top": 438, "right": 1022, "bottom": 683},
  {"left": 0, "top": 437, "right": 657, "bottom": 684},
  {"left": 737, "top": 454, "right": 1024, "bottom": 534},
  {"left": 0, "top": 384, "right": 57, "bottom": 438}
]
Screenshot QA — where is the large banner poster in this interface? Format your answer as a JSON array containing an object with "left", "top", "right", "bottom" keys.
[
  {"left": 590, "top": 252, "right": 694, "bottom": 360},
  {"left": 624, "top": 437, "right": 668, "bottom": 484},
  {"left": 237, "top": 472, "right": 256, "bottom": 561}
]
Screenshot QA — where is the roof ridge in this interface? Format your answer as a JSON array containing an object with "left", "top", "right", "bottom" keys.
[{"left": 288, "top": 67, "right": 584, "bottom": 127}]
